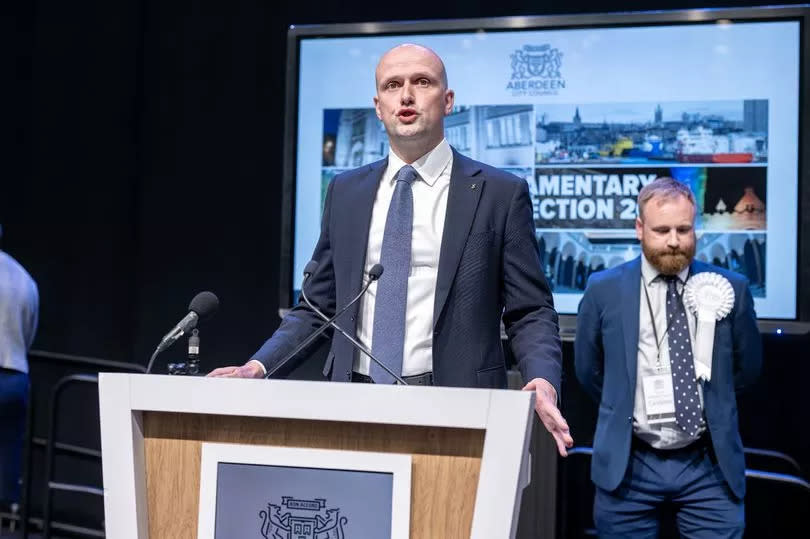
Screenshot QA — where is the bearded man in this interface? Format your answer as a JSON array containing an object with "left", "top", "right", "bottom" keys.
[{"left": 574, "top": 177, "right": 762, "bottom": 538}]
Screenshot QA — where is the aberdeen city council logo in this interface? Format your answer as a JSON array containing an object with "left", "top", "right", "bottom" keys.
[
  {"left": 507, "top": 44, "right": 566, "bottom": 96},
  {"left": 259, "top": 496, "right": 347, "bottom": 539}
]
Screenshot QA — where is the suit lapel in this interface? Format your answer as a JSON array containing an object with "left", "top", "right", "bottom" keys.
[
  {"left": 433, "top": 151, "right": 484, "bottom": 325},
  {"left": 687, "top": 260, "right": 705, "bottom": 281},
  {"left": 344, "top": 159, "right": 387, "bottom": 302},
  {"left": 623, "top": 257, "right": 642, "bottom": 386}
]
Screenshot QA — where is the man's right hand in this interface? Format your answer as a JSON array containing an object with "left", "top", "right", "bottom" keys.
[{"left": 207, "top": 361, "right": 265, "bottom": 379}]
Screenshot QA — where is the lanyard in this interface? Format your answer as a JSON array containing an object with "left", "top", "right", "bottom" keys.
[{"left": 642, "top": 271, "right": 690, "bottom": 366}]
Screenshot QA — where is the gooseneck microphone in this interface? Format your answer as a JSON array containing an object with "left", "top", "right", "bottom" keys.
[
  {"left": 146, "top": 291, "right": 220, "bottom": 374},
  {"left": 265, "top": 262, "right": 407, "bottom": 384},
  {"left": 263, "top": 261, "right": 381, "bottom": 379},
  {"left": 300, "top": 267, "right": 409, "bottom": 385}
]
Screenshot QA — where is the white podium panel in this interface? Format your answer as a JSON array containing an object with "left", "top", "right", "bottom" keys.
[{"left": 99, "top": 374, "right": 539, "bottom": 539}]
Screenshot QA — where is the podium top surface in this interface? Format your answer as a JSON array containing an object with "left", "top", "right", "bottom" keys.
[{"left": 99, "top": 373, "right": 534, "bottom": 430}]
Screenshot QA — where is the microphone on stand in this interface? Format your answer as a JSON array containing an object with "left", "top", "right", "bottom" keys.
[
  {"left": 263, "top": 261, "right": 380, "bottom": 378},
  {"left": 298, "top": 262, "right": 407, "bottom": 385},
  {"left": 167, "top": 329, "right": 201, "bottom": 376},
  {"left": 146, "top": 291, "right": 219, "bottom": 374},
  {"left": 264, "top": 262, "right": 407, "bottom": 385},
  {"left": 186, "top": 328, "right": 200, "bottom": 375}
]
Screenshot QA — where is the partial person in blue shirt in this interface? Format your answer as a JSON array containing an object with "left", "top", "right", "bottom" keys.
[{"left": 0, "top": 225, "right": 39, "bottom": 506}]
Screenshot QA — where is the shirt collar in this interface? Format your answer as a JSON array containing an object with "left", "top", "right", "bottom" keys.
[
  {"left": 641, "top": 254, "right": 690, "bottom": 286},
  {"left": 386, "top": 139, "right": 452, "bottom": 187}
]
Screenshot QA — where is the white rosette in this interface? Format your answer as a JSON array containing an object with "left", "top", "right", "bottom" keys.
[{"left": 683, "top": 272, "right": 735, "bottom": 382}]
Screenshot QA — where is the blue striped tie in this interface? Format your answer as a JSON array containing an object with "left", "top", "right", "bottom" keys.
[{"left": 370, "top": 164, "right": 418, "bottom": 384}]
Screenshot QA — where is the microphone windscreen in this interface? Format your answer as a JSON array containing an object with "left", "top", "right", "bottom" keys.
[
  {"left": 303, "top": 260, "right": 319, "bottom": 277},
  {"left": 188, "top": 291, "right": 219, "bottom": 320},
  {"left": 369, "top": 264, "right": 384, "bottom": 280}
]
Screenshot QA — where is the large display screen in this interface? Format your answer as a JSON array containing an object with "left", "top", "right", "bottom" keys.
[{"left": 287, "top": 12, "right": 804, "bottom": 320}]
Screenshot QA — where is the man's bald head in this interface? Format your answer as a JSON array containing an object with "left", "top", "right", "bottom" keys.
[{"left": 375, "top": 44, "right": 448, "bottom": 89}]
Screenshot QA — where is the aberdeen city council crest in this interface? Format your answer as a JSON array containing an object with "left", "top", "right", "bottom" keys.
[{"left": 259, "top": 496, "right": 347, "bottom": 539}]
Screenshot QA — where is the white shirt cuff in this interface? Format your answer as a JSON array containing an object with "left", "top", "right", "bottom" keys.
[{"left": 248, "top": 359, "right": 267, "bottom": 375}]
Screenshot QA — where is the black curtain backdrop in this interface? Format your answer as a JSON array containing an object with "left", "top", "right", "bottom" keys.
[
  {"left": 3, "top": 0, "right": 809, "bottom": 532},
  {"left": 6, "top": 0, "right": 804, "bottom": 373}
]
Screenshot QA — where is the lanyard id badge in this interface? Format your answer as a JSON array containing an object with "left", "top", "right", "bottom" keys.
[{"left": 642, "top": 373, "right": 676, "bottom": 424}]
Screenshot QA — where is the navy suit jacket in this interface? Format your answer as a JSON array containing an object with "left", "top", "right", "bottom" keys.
[
  {"left": 574, "top": 257, "right": 761, "bottom": 498},
  {"left": 253, "top": 150, "right": 562, "bottom": 393}
]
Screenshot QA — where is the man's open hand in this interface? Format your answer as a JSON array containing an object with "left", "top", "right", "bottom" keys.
[{"left": 523, "top": 377, "right": 574, "bottom": 457}]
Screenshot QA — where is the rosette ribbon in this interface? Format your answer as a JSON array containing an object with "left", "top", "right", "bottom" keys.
[{"left": 683, "top": 272, "right": 735, "bottom": 382}]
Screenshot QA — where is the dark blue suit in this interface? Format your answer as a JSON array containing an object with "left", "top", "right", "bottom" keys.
[
  {"left": 574, "top": 257, "right": 761, "bottom": 501},
  {"left": 253, "top": 150, "right": 562, "bottom": 392}
]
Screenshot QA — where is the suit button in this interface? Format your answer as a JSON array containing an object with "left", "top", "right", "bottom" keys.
[
  {"left": 628, "top": 417, "right": 633, "bottom": 423},
  {"left": 350, "top": 316, "right": 355, "bottom": 321}
]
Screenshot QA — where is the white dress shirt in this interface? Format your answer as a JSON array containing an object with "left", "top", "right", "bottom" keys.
[
  {"left": 633, "top": 255, "right": 705, "bottom": 449},
  {"left": 353, "top": 139, "right": 453, "bottom": 376}
]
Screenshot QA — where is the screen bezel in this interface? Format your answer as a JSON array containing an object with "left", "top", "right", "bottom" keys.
[{"left": 279, "top": 6, "right": 810, "bottom": 334}]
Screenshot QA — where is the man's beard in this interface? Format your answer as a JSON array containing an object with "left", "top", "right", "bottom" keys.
[{"left": 642, "top": 241, "right": 695, "bottom": 276}]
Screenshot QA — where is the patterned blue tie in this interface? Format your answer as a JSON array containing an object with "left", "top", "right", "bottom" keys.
[
  {"left": 370, "top": 164, "right": 418, "bottom": 384},
  {"left": 665, "top": 276, "right": 704, "bottom": 436}
]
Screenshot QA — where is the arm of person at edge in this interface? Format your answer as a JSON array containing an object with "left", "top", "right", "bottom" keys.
[
  {"left": 502, "top": 179, "right": 573, "bottom": 457},
  {"left": 208, "top": 180, "right": 339, "bottom": 379}
]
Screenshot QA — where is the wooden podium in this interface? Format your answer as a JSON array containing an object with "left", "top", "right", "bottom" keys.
[{"left": 98, "top": 373, "right": 556, "bottom": 538}]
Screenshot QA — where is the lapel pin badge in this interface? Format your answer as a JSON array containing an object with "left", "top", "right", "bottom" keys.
[{"left": 470, "top": 183, "right": 477, "bottom": 190}]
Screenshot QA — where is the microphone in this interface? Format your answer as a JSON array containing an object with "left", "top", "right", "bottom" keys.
[
  {"left": 146, "top": 291, "right": 219, "bottom": 374},
  {"left": 263, "top": 261, "right": 381, "bottom": 378},
  {"left": 187, "top": 328, "right": 200, "bottom": 375},
  {"left": 301, "top": 267, "right": 407, "bottom": 385},
  {"left": 303, "top": 260, "right": 319, "bottom": 278},
  {"left": 188, "top": 328, "right": 200, "bottom": 360},
  {"left": 265, "top": 262, "right": 406, "bottom": 385},
  {"left": 367, "top": 264, "right": 384, "bottom": 281}
]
